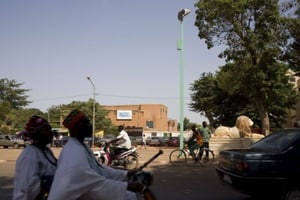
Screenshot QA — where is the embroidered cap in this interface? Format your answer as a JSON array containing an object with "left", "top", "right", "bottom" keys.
[{"left": 63, "top": 109, "right": 85, "bottom": 130}]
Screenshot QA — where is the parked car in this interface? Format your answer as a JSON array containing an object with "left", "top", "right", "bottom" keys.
[
  {"left": 147, "top": 136, "right": 163, "bottom": 146},
  {"left": 0, "top": 134, "right": 26, "bottom": 148},
  {"left": 160, "top": 137, "right": 170, "bottom": 146},
  {"left": 84, "top": 137, "right": 92, "bottom": 147},
  {"left": 167, "top": 137, "right": 180, "bottom": 147},
  {"left": 216, "top": 128, "right": 300, "bottom": 199},
  {"left": 134, "top": 136, "right": 143, "bottom": 145},
  {"left": 53, "top": 136, "right": 69, "bottom": 147}
]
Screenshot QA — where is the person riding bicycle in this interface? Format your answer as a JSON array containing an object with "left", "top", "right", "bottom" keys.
[{"left": 186, "top": 124, "right": 202, "bottom": 162}]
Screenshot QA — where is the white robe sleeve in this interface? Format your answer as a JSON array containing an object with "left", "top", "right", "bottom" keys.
[
  {"left": 48, "top": 138, "right": 136, "bottom": 200},
  {"left": 13, "top": 147, "right": 43, "bottom": 200}
]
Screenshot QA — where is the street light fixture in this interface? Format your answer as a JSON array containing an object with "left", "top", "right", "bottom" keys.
[
  {"left": 87, "top": 76, "right": 96, "bottom": 148},
  {"left": 177, "top": 8, "right": 191, "bottom": 150}
]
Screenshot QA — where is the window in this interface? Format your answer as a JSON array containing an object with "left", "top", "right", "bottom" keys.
[{"left": 146, "top": 121, "right": 154, "bottom": 128}]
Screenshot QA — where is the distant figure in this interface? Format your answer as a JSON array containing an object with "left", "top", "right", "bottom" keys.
[
  {"left": 140, "top": 134, "right": 147, "bottom": 150},
  {"left": 199, "top": 121, "right": 212, "bottom": 160}
]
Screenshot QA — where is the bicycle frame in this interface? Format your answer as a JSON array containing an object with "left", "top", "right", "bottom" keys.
[{"left": 169, "top": 144, "right": 215, "bottom": 166}]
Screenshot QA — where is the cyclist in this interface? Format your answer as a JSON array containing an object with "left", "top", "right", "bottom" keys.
[{"left": 186, "top": 124, "right": 201, "bottom": 162}]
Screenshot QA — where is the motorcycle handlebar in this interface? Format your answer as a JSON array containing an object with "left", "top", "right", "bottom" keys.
[{"left": 137, "top": 150, "right": 163, "bottom": 171}]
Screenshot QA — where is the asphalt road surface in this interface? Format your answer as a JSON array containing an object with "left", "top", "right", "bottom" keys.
[{"left": 0, "top": 146, "right": 254, "bottom": 200}]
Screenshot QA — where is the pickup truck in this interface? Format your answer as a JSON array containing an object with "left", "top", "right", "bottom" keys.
[{"left": 0, "top": 134, "right": 26, "bottom": 148}]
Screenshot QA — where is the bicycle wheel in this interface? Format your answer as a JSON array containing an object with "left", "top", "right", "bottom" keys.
[
  {"left": 169, "top": 149, "right": 187, "bottom": 166},
  {"left": 199, "top": 150, "right": 215, "bottom": 166}
]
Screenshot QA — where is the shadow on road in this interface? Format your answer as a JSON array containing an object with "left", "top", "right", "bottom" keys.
[
  {"left": 0, "top": 176, "right": 13, "bottom": 199},
  {"left": 145, "top": 163, "right": 252, "bottom": 200}
]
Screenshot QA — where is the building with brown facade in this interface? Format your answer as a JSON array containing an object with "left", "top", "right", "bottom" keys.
[{"left": 103, "top": 104, "right": 177, "bottom": 134}]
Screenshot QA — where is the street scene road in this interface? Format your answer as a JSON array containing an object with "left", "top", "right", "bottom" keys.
[{"left": 0, "top": 146, "right": 254, "bottom": 200}]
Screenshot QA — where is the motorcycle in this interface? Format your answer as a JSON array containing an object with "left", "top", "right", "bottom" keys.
[
  {"left": 130, "top": 149, "right": 164, "bottom": 200},
  {"left": 93, "top": 140, "right": 139, "bottom": 170}
]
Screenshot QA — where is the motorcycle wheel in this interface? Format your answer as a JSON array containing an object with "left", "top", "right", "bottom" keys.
[
  {"left": 125, "top": 154, "right": 139, "bottom": 170},
  {"left": 136, "top": 188, "right": 156, "bottom": 200}
]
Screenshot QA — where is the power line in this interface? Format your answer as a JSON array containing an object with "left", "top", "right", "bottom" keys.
[
  {"left": 33, "top": 94, "right": 90, "bottom": 101},
  {"left": 32, "top": 93, "right": 191, "bottom": 102}
]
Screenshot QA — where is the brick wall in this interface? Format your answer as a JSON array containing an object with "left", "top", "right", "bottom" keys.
[{"left": 103, "top": 104, "right": 171, "bottom": 132}]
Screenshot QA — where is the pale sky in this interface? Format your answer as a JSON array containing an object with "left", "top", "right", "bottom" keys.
[{"left": 1, "top": 0, "right": 225, "bottom": 124}]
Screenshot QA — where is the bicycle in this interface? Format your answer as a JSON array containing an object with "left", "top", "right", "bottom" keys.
[{"left": 169, "top": 144, "right": 215, "bottom": 166}]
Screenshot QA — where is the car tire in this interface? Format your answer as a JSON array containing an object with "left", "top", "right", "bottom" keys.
[{"left": 284, "top": 188, "right": 300, "bottom": 200}]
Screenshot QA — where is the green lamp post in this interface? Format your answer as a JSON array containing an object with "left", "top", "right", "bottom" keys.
[{"left": 177, "top": 9, "right": 191, "bottom": 150}]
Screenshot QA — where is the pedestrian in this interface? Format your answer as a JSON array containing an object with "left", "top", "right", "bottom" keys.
[
  {"left": 199, "top": 121, "right": 212, "bottom": 160},
  {"left": 13, "top": 115, "right": 57, "bottom": 200},
  {"left": 139, "top": 134, "right": 147, "bottom": 150},
  {"left": 47, "top": 109, "right": 143, "bottom": 200}
]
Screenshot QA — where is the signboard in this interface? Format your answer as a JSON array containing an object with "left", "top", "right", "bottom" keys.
[{"left": 117, "top": 110, "right": 132, "bottom": 120}]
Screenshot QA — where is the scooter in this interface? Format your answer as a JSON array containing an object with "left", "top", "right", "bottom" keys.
[
  {"left": 130, "top": 149, "right": 164, "bottom": 200},
  {"left": 93, "top": 140, "right": 139, "bottom": 170}
]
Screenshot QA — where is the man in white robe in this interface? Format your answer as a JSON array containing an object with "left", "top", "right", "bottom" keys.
[
  {"left": 116, "top": 125, "right": 131, "bottom": 149},
  {"left": 48, "top": 109, "right": 142, "bottom": 200},
  {"left": 13, "top": 116, "right": 57, "bottom": 200}
]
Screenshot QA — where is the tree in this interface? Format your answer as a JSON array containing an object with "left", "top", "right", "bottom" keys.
[
  {"left": 0, "top": 78, "right": 31, "bottom": 133},
  {"left": 8, "top": 108, "right": 45, "bottom": 133},
  {"left": 47, "top": 99, "right": 116, "bottom": 135},
  {"left": 0, "top": 78, "right": 31, "bottom": 109},
  {"left": 189, "top": 72, "right": 259, "bottom": 128},
  {"left": 283, "top": 1, "right": 300, "bottom": 71},
  {"left": 194, "top": 0, "right": 299, "bottom": 134},
  {"left": 189, "top": 72, "right": 216, "bottom": 125},
  {"left": 177, "top": 117, "right": 192, "bottom": 131}
]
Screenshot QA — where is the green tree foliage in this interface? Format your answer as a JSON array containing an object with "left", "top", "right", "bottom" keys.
[
  {"left": 0, "top": 77, "right": 115, "bottom": 134},
  {"left": 177, "top": 117, "right": 192, "bottom": 131},
  {"left": 189, "top": 72, "right": 258, "bottom": 127},
  {"left": 9, "top": 108, "right": 45, "bottom": 132},
  {"left": 194, "top": 0, "right": 299, "bottom": 134},
  {"left": 283, "top": 1, "right": 300, "bottom": 71},
  {"left": 0, "top": 78, "right": 31, "bottom": 133},
  {"left": 189, "top": 72, "right": 218, "bottom": 125},
  {"left": 0, "top": 78, "right": 31, "bottom": 109},
  {"left": 47, "top": 99, "right": 116, "bottom": 135}
]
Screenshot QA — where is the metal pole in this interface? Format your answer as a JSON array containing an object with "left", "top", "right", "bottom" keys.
[
  {"left": 87, "top": 76, "right": 96, "bottom": 148},
  {"left": 179, "top": 20, "right": 184, "bottom": 150},
  {"left": 177, "top": 9, "right": 190, "bottom": 150}
]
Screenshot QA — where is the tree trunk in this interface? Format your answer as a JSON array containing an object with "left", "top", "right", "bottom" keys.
[
  {"left": 255, "top": 96, "right": 270, "bottom": 135},
  {"left": 205, "top": 111, "right": 214, "bottom": 126}
]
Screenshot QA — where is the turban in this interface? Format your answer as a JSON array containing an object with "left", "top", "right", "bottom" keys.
[
  {"left": 63, "top": 109, "right": 85, "bottom": 130},
  {"left": 25, "top": 115, "right": 50, "bottom": 139}
]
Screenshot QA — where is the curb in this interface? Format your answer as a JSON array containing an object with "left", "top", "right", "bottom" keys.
[
  {"left": 0, "top": 160, "right": 16, "bottom": 163},
  {"left": 0, "top": 159, "right": 170, "bottom": 165}
]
